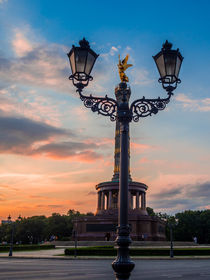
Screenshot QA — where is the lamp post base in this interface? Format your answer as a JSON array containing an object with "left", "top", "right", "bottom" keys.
[{"left": 112, "top": 227, "right": 135, "bottom": 280}]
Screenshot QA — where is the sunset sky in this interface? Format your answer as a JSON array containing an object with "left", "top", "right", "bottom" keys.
[{"left": 0, "top": 0, "right": 210, "bottom": 220}]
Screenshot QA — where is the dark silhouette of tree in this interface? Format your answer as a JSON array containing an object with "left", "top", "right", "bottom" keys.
[{"left": 1, "top": 209, "right": 209, "bottom": 244}]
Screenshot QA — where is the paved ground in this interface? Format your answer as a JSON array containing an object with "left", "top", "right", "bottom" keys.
[{"left": 0, "top": 258, "right": 210, "bottom": 279}]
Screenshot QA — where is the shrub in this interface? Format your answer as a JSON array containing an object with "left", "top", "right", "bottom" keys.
[
  {"left": 0, "top": 244, "right": 55, "bottom": 252},
  {"left": 64, "top": 246, "right": 210, "bottom": 257}
]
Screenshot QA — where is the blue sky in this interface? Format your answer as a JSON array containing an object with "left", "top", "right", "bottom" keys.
[{"left": 0, "top": 0, "right": 210, "bottom": 218}]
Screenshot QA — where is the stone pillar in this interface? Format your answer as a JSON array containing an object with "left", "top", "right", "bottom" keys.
[
  {"left": 130, "top": 193, "right": 133, "bottom": 209},
  {"left": 113, "top": 191, "right": 118, "bottom": 208},
  {"left": 136, "top": 191, "right": 139, "bottom": 209},
  {"left": 108, "top": 191, "right": 112, "bottom": 209},
  {"left": 112, "top": 85, "right": 132, "bottom": 182},
  {"left": 143, "top": 192, "right": 146, "bottom": 209},
  {"left": 141, "top": 192, "right": 144, "bottom": 209},
  {"left": 106, "top": 193, "right": 109, "bottom": 210},
  {"left": 128, "top": 191, "right": 131, "bottom": 209},
  {"left": 97, "top": 191, "right": 101, "bottom": 210},
  {"left": 101, "top": 192, "right": 105, "bottom": 210}
]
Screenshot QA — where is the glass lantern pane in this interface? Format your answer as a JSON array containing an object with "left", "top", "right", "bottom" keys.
[
  {"left": 70, "top": 52, "right": 76, "bottom": 74},
  {"left": 75, "top": 50, "right": 88, "bottom": 72},
  {"left": 85, "top": 52, "right": 96, "bottom": 75},
  {"left": 156, "top": 54, "right": 166, "bottom": 78},
  {"left": 164, "top": 53, "right": 176, "bottom": 76},
  {"left": 175, "top": 56, "right": 182, "bottom": 78}
]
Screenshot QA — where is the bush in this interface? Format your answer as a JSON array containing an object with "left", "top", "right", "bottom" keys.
[
  {"left": 0, "top": 244, "right": 55, "bottom": 252},
  {"left": 65, "top": 246, "right": 115, "bottom": 256},
  {"left": 64, "top": 246, "right": 210, "bottom": 257}
]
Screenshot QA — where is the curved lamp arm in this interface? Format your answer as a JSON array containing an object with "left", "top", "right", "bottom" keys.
[
  {"left": 76, "top": 88, "right": 118, "bottom": 122},
  {"left": 130, "top": 91, "right": 173, "bottom": 122}
]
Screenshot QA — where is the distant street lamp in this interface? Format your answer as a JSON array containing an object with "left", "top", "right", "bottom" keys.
[
  {"left": 67, "top": 38, "right": 183, "bottom": 280},
  {"left": 168, "top": 218, "right": 179, "bottom": 258},
  {"left": 73, "top": 218, "right": 78, "bottom": 258},
  {"left": 8, "top": 214, "right": 21, "bottom": 257}
]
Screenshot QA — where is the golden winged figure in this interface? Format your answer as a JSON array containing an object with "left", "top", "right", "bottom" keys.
[{"left": 118, "top": 54, "right": 133, "bottom": 83}]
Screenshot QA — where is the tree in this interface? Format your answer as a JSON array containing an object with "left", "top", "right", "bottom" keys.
[
  {"left": 45, "top": 213, "right": 71, "bottom": 240},
  {"left": 174, "top": 210, "right": 210, "bottom": 243},
  {"left": 146, "top": 207, "right": 156, "bottom": 216},
  {"left": 16, "top": 216, "right": 47, "bottom": 244}
]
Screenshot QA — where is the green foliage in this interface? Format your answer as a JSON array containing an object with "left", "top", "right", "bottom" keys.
[
  {"left": 0, "top": 244, "right": 55, "bottom": 252},
  {"left": 86, "top": 212, "right": 94, "bottom": 216},
  {"left": 1, "top": 209, "right": 210, "bottom": 244},
  {"left": 65, "top": 246, "right": 115, "bottom": 256},
  {"left": 45, "top": 213, "right": 71, "bottom": 239},
  {"left": 147, "top": 207, "right": 210, "bottom": 244},
  {"left": 0, "top": 209, "right": 84, "bottom": 244},
  {"left": 65, "top": 246, "right": 210, "bottom": 257},
  {"left": 16, "top": 216, "right": 47, "bottom": 244},
  {"left": 174, "top": 210, "right": 210, "bottom": 243},
  {"left": 146, "top": 207, "right": 156, "bottom": 216}
]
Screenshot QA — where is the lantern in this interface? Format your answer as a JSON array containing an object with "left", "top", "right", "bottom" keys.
[
  {"left": 67, "top": 38, "right": 99, "bottom": 82},
  {"left": 153, "top": 40, "right": 183, "bottom": 85}
]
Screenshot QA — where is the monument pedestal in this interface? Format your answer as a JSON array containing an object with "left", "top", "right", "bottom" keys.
[{"left": 74, "top": 180, "right": 165, "bottom": 241}]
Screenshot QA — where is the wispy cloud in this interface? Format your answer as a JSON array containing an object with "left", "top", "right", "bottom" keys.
[
  {"left": 130, "top": 68, "right": 154, "bottom": 86},
  {"left": 12, "top": 30, "right": 33, "bottom": 57},
  {"left": 0, "top": 112, "right": 102, "bottom": 162},
  {"left": 149, "top": 181, "right": 210, "bottom": 213},
  {"left": 0, "top": 28, "right": 70, "bottom": 94},
  {"left": 131, "top": 142, "right": 158, "bottom": 153},
  {"left": 87, "top": 191, "right": 97, "bottom": 196},
  {"left": 175, "top": 93, "right": 210, "bottom": 112},
  {"left": 34, "top": 141, "right": 102, "bottom": 162}
]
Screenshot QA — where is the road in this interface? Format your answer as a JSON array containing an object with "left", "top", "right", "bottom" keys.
[{"left": 0, "top": 259, "right": 210, "bottom": 279}]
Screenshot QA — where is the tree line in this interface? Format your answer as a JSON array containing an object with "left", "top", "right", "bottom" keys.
[
  {"left": 147, "top": 208, "right": 210, "bottom": 244},
  {"left": 0, "top": 210, "right": 93, "bottom": 244},
  {"left": 0, "top": 209, "right": 209, "bottom": 244}
]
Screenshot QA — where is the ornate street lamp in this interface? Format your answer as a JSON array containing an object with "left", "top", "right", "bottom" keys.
[
  {"left": 67, "top": 38, "right": 99, "bottom": 87},
  {"left": 153, "top": 40, "right": 183, "bottom": 90},
  {"left": 8, "top": 215, "right": 21, "bottom": 257},
  {"left": 167, "top": 218, "right": 179, "bottom": 258},
  {"left": 67, "top": 39, "right": 183, "bottom": 280}
]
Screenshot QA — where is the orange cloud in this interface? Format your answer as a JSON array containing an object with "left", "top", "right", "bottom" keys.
[
  {"left": 131, "top": 141, "right": 156, "bottom": 153},
  {"left": 44, "top": 150, "right": 102, "bottom": 163}
]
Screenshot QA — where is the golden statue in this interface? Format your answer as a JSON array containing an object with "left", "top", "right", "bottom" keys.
[{"left": 118, "top": 54, "right": 133, "bottom": 83}]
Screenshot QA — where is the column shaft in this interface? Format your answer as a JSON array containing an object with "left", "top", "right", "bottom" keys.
[
  {"left": 102, "top": 192, "right": 105, "bottom": 210},
  {"left": 143, "top": 192, "right": 146, "bottom": 209},
  {"left": 106, "top": 193, "right": 109, "bottom": 210},
  {"left": 130, "top": 193, "right": 133, "bottom": 209},
  {"left": 108, "top": 191, "right": 112, "bottom": 209},
  {"left": 128, "top": 191, "right": 131, "bottom": 209},
  {"left": 97, "top": 191, "right": 101, "bottom": 210},
  {"left": 141, "top": 193, "right": 144, "bottom": 209},
  {"left": 136, "top": 191, "right": 139, "bottom": 209}
]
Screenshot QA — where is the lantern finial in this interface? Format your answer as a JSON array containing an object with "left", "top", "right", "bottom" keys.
[
  {"left": 79, "top": 38, "right": 90, "bottom": 49},
  {"left": 162, "top": 40, "right": 172, "bottom": 50}
]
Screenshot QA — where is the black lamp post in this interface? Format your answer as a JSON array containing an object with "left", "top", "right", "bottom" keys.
[
  {"left": 8, "top": 214, "right": 21, "bottom": 257},
  {"left": 73, "top": 218, "right": 78, "bottom": 258},
  {"left": 168, "top": 218, "right": 179, "bottom": 258},
  {"left": 67, "top": 38, "right": 183, "bottom": 280}
]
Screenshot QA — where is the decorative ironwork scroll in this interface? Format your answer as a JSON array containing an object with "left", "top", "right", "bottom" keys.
[
  {"left": 130, "top": 94, "right": 172, "bottom": 122},
  {"left": 77, "top": 89, "right": 118, "bottom": 121}
]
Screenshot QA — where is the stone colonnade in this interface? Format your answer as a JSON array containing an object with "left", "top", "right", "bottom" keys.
[{"left": 97, "top": 190, "right": 146, "bottom": 211}]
